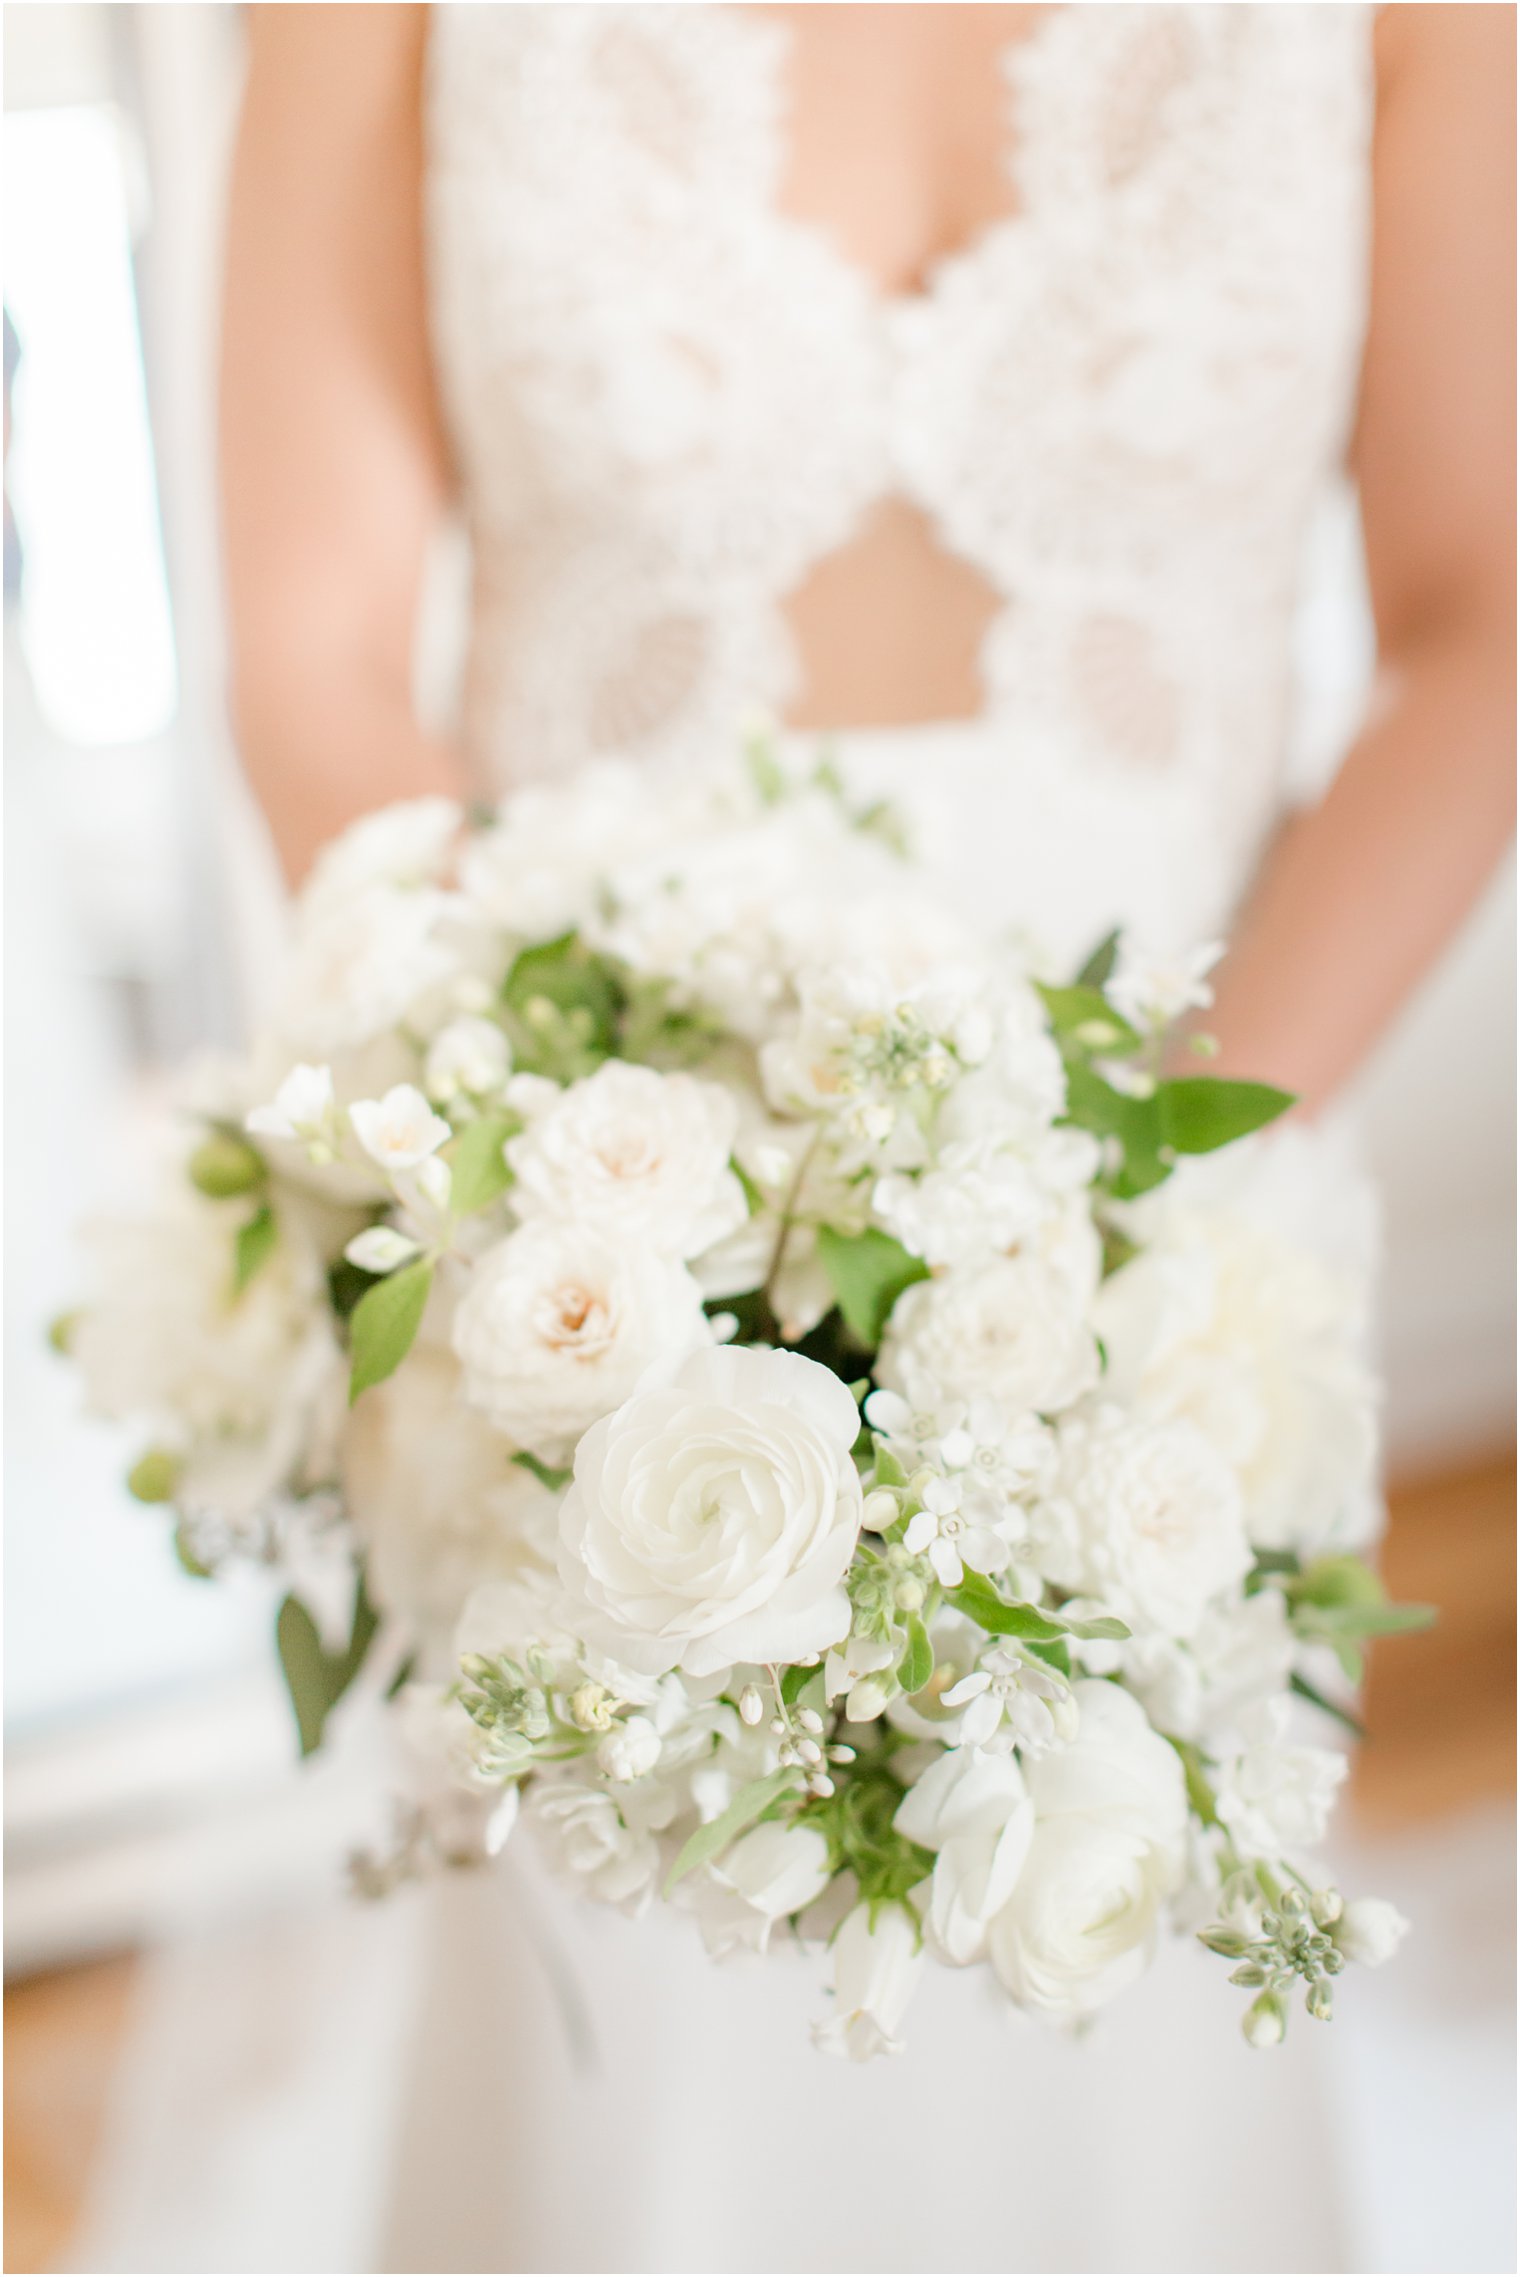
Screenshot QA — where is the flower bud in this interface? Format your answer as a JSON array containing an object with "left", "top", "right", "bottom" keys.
[
  {"left": 1310, "top": 1889, "right": 1343, "bottom": 1928},
  {"left": 738, "top": 1686, "right": 764, "bottom": 1727},
  {"left": 1242, "top": 1993, "right": 1286, "bottom": 2049},
  {"left": 188, "top": 1132, "right": 265, "bottom": 1200},
  {"left": 861, "top": 1489, "right": 899, "bottom": 1532},
  {"left": 127, "top": 1449, "right": 180, "bottom": 1505}
]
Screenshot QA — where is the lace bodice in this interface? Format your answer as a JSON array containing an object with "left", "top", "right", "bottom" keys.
[{"left": 426, "top": 3, "right": 1375, "bottom": 949}]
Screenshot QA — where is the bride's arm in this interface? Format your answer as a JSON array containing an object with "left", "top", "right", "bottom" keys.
[
  {"left": 221, "top": 4, "right": 461, "bottom": 885},
  {"left": 1205, "top": 5, "right": 1514, "bottom": 1113}
]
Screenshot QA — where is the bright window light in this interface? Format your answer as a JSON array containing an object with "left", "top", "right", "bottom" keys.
[{"left": 5, "top": 104, "right": 178, "bottom": 745}]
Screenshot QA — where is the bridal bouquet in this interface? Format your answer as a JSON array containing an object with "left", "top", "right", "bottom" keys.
[{"left": 64, "top": 741, "right": 1427, "bottom": 2054}]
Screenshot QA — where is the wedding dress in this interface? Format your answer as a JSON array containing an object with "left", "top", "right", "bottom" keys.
[{"left": 75, "top": 8, "right": 1387, "bottom": 2272}]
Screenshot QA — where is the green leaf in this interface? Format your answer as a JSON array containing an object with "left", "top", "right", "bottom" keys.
[
  {"left": 1074, "top": 929, "right": 1121, "bottom": 990},
  {"left": 46, "top": 1308, "right": 81, "bottom": 1356},
  {"left": 1168, "top": 1737, "right": 1220, "bottom": 1827},
  {"left": 948, "top": 1574, "right": 1129, "bottom": 1644},
  {"left": 815, "top": 1225, "right": 930, "bottom": 1348},
  {"left": 502, "top": 932, "right": 622, "bottom": 1078},
  {"left": 512, "top": 1449, "right": 572, "bottom": 1493},
  {"left": 1291, "top": 1554, "right": 1384, "bottom": 1611},
  {"left": 871, "top": 1445, "right": 908, "bottom": 1490},
  {"left": 1022, "top": 1636, "right": 1072, "bottom": 1678},
  {"left": 1036, "top": 981, "right": 1140, "bottom": 1055},
  {"left": 171, "top": 1523, "right": 213, "bottom": 1579},
  {"left": 445, "top": 1113, "right": 516, "bottom": 1216},
  {"left": 664, "top": 1768, "right": 802, "bottom": 1894},
  {"left": 328, "top": 1258, "right": 380, "bottom": 1319},
  {"left": 348, "top": 1258, "right": 433, "bottom": 1403},
  {"left": 275, "top": 1576, "right": 379, "bottom": 1758},
  {"left": 1157, "top": 1077, "right": 1295, "bottom": 1155},
  {"left": 779, "top": 1663, "right": 814, "bottom": 1707},
  {"left": 233, "top": 1203, "right": 278, "bottom": 1295},
  {"left": 1289, "top": 1671, "right": 1366, "bottom": 1738},
  {"left": 188, "top": 1130, "right": 265, "bottom": 1200},
  {"left": 897, "top": 1615, "right": 934, "bottom": 1695},
  {"left": 1061, "top": 1063, "right": 1169, "bottom": 1198}
]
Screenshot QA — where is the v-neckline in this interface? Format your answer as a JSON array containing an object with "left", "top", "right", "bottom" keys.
[{"left": 725, "top": 2, "right": 1068, "bottom": 319}]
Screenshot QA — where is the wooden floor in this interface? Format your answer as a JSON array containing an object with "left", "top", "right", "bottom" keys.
[{"left": 4, "top": 1452, "right": 1514, "bottom": 2275}]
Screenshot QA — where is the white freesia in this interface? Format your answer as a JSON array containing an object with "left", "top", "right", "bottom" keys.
[
  {"left": 1214, "top": 1699, "right": 1348, "bottom": 1857},
  {"left": 1037, "top": 1408, "right": 1252, "bottom": 1642},
  {"left": 1106, "top": 937, "right": 1224, "bottom": 1031},
  {"left": 878, "top": 1251, "right": 1098, "bottom": 1422},
  {"left": 349, "top": 1085, "right": 453, "bottom": 1174},
  {"left": 452, "top": 1223, "right": 710, "bottom": 1464},
  {"left": 559, "top": 1345, "right": 861, "bottom": 1677},
  {"left": 1335, "top": 1896, "right": 1410, "bottom": 1968},
  {"left": 894, "top": 1746, "right": 1033, "bottom": 1965},
  {"left": 688, "top": 1822, "right": 832, "bottom": 1959},
  {"left": 813, "top": 1904, "right": 926, "bottom": 2060},
  {"left": 506, "top": 1060, "right": 747, "bottom": 1260},
  {"left": 987, "top": 1682, "right": 1187, "bottom": 2021}
]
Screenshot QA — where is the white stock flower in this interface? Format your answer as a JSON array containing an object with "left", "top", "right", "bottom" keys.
[
  {"left": 986, "top": 1681, "right": 1187, "bottom": 2021},
  {"left": 1105, "top": 938, "right": 1224, "bottom": 1031},
  {"left": 813, "top": 1904, "right": 926, "bottom": 2060},
  {"left": 452, "top": 1224, "right": 710, "bottom": 1465},
  {"left": 274, "top": 884, "right": 456, "bottom": 1059},
  {"left": 72, "top": 1183, "right": 340, "bottom": 1522},
  {"left": 877, "top": 1252, "right": 1098, "bottom": 1423},
  {"left": 340, "top": 1344, "right": 560, "bottom": 1652},
  {"left": 1214, "top": 1699, "right": 1348, "bottom": 1858},
  {"left": 596, "top": 1715, "right": 663, "bottom": 1783},
  {"left": 506, "top": 1061, "right": 747, "bottom": 1260},
  {"left": 894, "top": 1746, "right": 1033, "bottom": 1965},
  {"left": 349, "top": 1084, "right": 453, "bottom": 1174},
  {"left": 1335, "top": 1896, "right": 1410, "bottom": 1968},
  {"left": 559, "top": 1345, "right": 862, "bottom": 1677},
  {"left": 687, "top": 1822, "right": 832, "bottom": 1959},
  {"left": 1038, "top": 1408, "right": 1252, "bottom": 1642},
  {"left": 1094, "top": 1163, "right": 1378, "bottom": 1554},
  {"left": 424, "top": 1016, "right": 511, "bottom": 1105}
]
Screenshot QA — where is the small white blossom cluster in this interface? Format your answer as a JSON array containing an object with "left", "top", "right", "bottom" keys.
[{"left": 64, "top": 744, "right": 1417, "bottom": 2055}]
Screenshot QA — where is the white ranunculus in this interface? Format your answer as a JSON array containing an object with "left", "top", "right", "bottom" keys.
[
  {"left": 526, "top": 1776, "right": 662, "bottom": 1914},
  {"left": 986, "top": 1681, "right": 1188, "bottom": 2021},
  {"left": 1038, "top": 1408, "right": 1252, "bottom": 1642},
  {"left": 73, "top": 1180, "right": 341, "bottom": 1521},
  {"left": 559, "top": 1345, "right": 862, "bottom": 1678},
  {"left": 687, "top": 1821, "right": 832, "bottom": 1959},
  {"left": 506, "top": 1060, "right": 747, "bottom": 1260},
  {"left": 878, "top": 1252, "right": 1098, "bottom": 1423},
  {"left": 340, "top": 1343, "right": 560, "bottom": 1655},
  {"left": 1335, "top": 1896, "right": 1410, "bottom": 1968},
  {"left": 451, "top": 1223, "right": 710, "bottom": 1465},
  {"left": 275, "top": 883, "right": 457, "bottom": 1060},
  {"left": 300, "top": 796, "right": 462, "bottom": 920},
  {"left": 893, "top": 1745, "right": 1033, "bottom": 1966},
  {"left": 1214, "top": 1699, "right": 1347, "bottom": 1857},
  {"left": 1095, "top": 1139, "right": 1379, "bottom": 1553},
  {"left": 812, "top": 1903, "right": 926, "bottom": 2060}
]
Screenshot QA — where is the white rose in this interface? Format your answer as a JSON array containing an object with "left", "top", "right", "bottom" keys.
[
  {"left": 559, "top": 1345, "right": 862, "bottom": 1678},
  {"left": 300, "top": 797, "right": 462, "bottom": 921},
  {"left": 274, "top": 882, "right": 457, "bottom": 1060},
  {"left": 1039, "top": 1408, "right": 1252, "bottom": 1641},
  {"left": 1215, "top": 1698, "right": 1347, "bottom": 1857},
  {"left": 340, "top": 1344, "right": 560, "bottom": 1654},
  {"left": 451, "top": 1223, "right": 710, "bottom": 1465},
  {"left": 1118, "top": 1589, "right": 1295, "bottom": 1748},
  {"left": 526, "top": 1776, "right": 661, "bottom": 1914},
  {"left": 506, "top": 1060, "right": 747, "bottom": 1261},
  {"left": 460, "top": 762, "right": 659, "bottom": 941},
  {"left": 812, "top": 1903, "right": 926, "bottom": 2061},
  {"left": 687, "top": 1821, "right": 832, "bottom": 1959},
  {"left": 596, "top": 1715, "right": 663, "bottom": 1783},
  {"left": 1094, "top": 1141, "right": 1379, "bottom": 1553},
  {"left": 986, "top": 1681, "right": 1187, "bottom": 2021},
  {"left": 878, "top": 1252, "right": 1098, "bottom": 1423},
  {"left": 1335, "top": 1896, "right": 1410, "bottom": 1968},
  {"left": 893, "top": 1745, "right": 1033, "bottom": 1966}
]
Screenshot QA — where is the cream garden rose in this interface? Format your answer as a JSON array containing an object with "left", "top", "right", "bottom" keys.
[
  {"left": 451, "top": 1224, "right": 710, "bottom": 1464},
  {"left": 559, "top": 1345, "right": 862, "bottom": 1677},
  {"left": 506, "top": 1060, "right": 748, "bottom": 1261},
  {"left": 878, "top": 1249, "right": 1099, "bottom": 1420}
]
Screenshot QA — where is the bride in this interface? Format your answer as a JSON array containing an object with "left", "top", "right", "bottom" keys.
[{"left": 201, "top": 6, "right": 1511, "bottom": 2272}]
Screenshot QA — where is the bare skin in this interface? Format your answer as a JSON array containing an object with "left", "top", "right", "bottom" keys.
[{"left": 221, "top": 4, "right": 1514, "bottom": 1113}]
